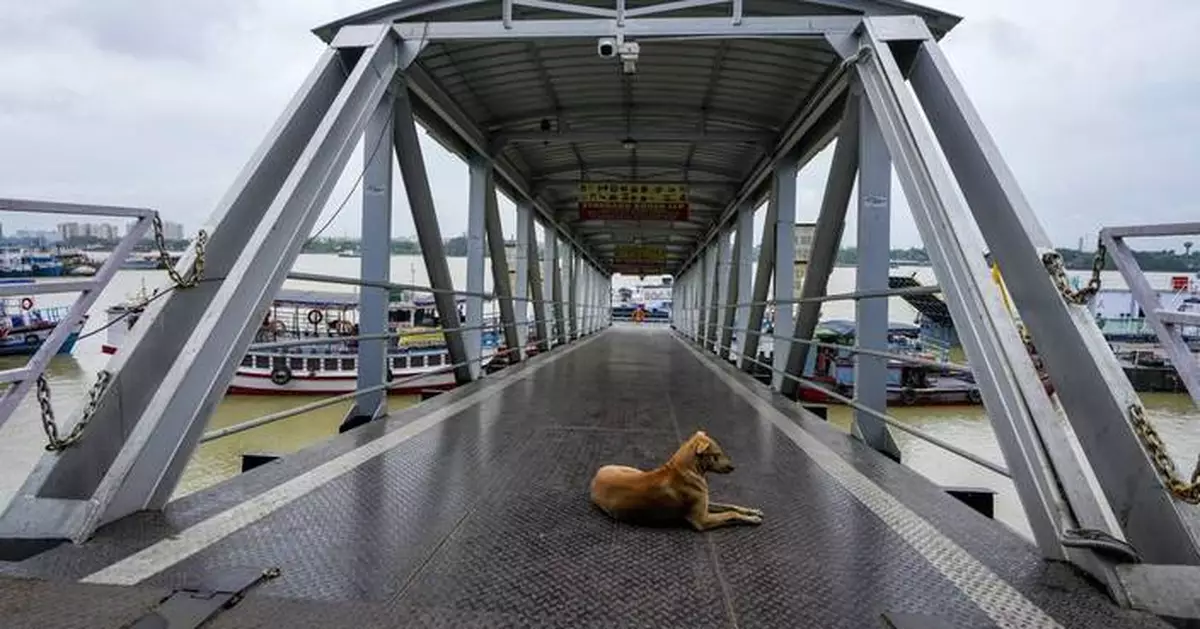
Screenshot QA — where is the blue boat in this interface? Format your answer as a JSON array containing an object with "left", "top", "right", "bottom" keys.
[
  {"left": 0, "top": 296, "right": 84, "bottom": 356},
  {"left": 0, "top": 249, "right": 65, "bottom": 278}
]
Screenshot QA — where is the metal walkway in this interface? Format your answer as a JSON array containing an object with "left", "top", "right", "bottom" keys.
[{"left": 0, "top": 327, "right": 1167, "bottom": 628}]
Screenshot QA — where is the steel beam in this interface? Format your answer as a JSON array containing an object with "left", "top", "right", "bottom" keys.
[
  {"left": 90, "top": 30, "right": 404, "bottom": 528},
  {"left": 740, "top": 192, "right": 778, "bottom": 372},
  {"left": 851, "top": 96, "right": 901, "bottom": 459},
  {"left": 549, "top": 232, "right": 567, "bottom": 345},
  {"left": 515, "top": 202, "right": 534, "bottom": 357},
  {"left": 718, "top": 225, "right": 738, "bottom": 360},
  {"left": 782, "top": 96, "right": 859, "bottom": 400},
  {"left": 394, "top": 77, "right": 472, "bottom": 384},
  {"left": 485, "top": 172, "right": 521, "bottom": 363},
  {"left": 709, "top": 231, "right": 730, "bottom": 352},
  {"left": 495, "top": 129, "right": 773, "bottom": 146},
  {"left": 349, "top": 93, "right": 394, "bottom": 424},
  {"left": 566, "top": 244, "right": 576, "bottom": 338},
  {"left": 1102, "top": 229, "right": 1200, "bottom": 406},
  {"left": 854, "top": 28, "right": 1117, "bottom": 578},
  {"left": 392, "top": 16, "right": 862, "bottom": 41},
  {"left": 529, "top": 215, "right": 552, "bottom": 352},
  {"left": 902, "top": 30, "right": 1200, "bottom": 570},
  {"left": 732, "top": 203, "right": 756, "bottom": 366},
  {"left": 770, "top": 156, "right": 799, "bottom": 390},
  {"left": 465, "top": 155, "right": 488, "bottom": 379}
]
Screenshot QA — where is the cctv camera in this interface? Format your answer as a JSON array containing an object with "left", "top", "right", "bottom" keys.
[{"left": 597, "top": 38, "right": 616, "bottom": 58}]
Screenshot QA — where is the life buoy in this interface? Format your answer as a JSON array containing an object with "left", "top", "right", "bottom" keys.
[
  {"left": 307, "top": 309, "right": 324, "bottom": 325},
  {"left": 20, "top": 298, "right": 33, "bottom": 311},
  {"left": 900, "top": 387, "right": 917, "bottom": 405},
  {"left": 967, "top": 388, "right": 982, "bottom": 404},
  {"left": 270, "top": 365, "right": 293, "bottom": 386},
  {"left": 333, "top": 320, "right": 355, "bottom": 336}
]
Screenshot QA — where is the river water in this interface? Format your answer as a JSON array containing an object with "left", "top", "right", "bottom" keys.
[{"left": 2, "top": 254, "right": 1196, "bottom": 542}]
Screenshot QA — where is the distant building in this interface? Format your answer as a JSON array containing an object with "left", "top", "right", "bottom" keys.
[
  {"left": 127, "top": 219, "right": 185, "bottom": 241},
  {"left": 58, "top": 222, "right": 121, "bottom": 241}
]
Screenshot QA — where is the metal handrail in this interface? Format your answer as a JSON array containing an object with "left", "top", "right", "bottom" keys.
[
  {"left": 202, "top": 312, "right": 609, "bottom": 443},
  {"left": 674, "top": 327, "right": 1010, "bottom": 478},
  {"left": 288, "top": 271, "right": 617, "bottom": 307},
  {"left": 249, "top": 314, "right": 566, "bottom": 352},
  {"left": 669, "top": 284, "right": 942, "bottom": 311}
]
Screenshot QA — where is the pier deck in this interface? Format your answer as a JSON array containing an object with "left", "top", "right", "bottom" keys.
[{"left": 0, "top": 327, "right": 1166, "bottom": 628}]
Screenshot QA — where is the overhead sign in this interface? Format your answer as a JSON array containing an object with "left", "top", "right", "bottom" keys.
[
  {"left": 578, "top": 182, "right": 689, "bottom": 221},
  {"left": 613, "top": 244, "right": 668, "bottom": 266}
]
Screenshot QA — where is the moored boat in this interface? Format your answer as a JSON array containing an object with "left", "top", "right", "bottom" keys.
[
  {"left": 102, "top": 286, "right": 508, "bottom": 395},
  {"left": 0, "top": 295, "right": 84, "bottom": 356}
]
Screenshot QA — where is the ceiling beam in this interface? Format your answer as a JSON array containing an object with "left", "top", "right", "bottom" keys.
[{"left": 533, "top": 159, "right": 747, "bottom": 180}]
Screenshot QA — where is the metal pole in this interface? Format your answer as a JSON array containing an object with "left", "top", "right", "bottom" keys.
[
  {"left": 485, "top": 172, "right": 520, "bottom": 362},
  {"left": 709, "top": 231, "right": 728, "bottom": 353},
  {"left": 782, "top": 95, "right": 859, "bottom": 400},
  {"left": 771, "top": 156, "right": 798, "bottom": 390},
  {"left": 549, "top": 231, "right": 566, "bottom": 345},
  {"left": 348, "top": 92, "right": 393, "bottom": 426},
  {"left": 515, "top": 200, "right": 532, "bottom": 358},
  {"left": 853, "top": 96, "right": 901, "bottom": 461},
  {"left": 528, "top": 213, "right": 550, "bottom": 352},
  {"left": 465, "top": 154, "right": 488, "bottom": 379},
  {"left": 741, "top": 192, "right": 778, "bottom": 372},
  {"left": 719, "top": 224, "right": 740, "bottom": 361},
  {"left": 568, "top": 247, "right": 579, "bottom": 340},
  {"left": 393, "top": 80, "right": 471, "bottom": 383},
  {"left": 732, "top": 203, "right": 755, "bottom": 366}
]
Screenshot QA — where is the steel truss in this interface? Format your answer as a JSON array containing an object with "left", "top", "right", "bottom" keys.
[
  {"left": 0, "top": 24, "right": 610, "bottom": 550},
  {"left": 669, "top": 15, "right": 1200, "bottom": 621}
]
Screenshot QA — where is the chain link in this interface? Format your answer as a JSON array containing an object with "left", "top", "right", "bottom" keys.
[
  {"left": 1129, "top": 403, "right": 1200, "bottom": 504},
  {"left": 152, "top": 213, "right": 207, "bottom": 289},
  {"left": 37, "top": 370, "right": 112, "bottom": 451},
  {"left": 1042, "top": 237, "right": 1107, "bottom": 305}
]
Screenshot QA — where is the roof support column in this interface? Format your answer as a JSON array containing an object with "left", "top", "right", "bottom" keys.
[
  {"left": 394, "top": 78, "right": 471, "bottom": 384},
  {"left": 732, "top": 203, "right": 756, "bottom": 368},
  {"left": 484, "top": 172, "right": 520, "bottom": 363},
  {"left": 852, "top": 96, "right": 902, "bottom": 461},
  {"left": 515, "top": 201, "right": 534, "bottom": 357},
  {"left": 523, "top": 209, "right": 550, "bottom": 353},
  {"left": 709, "top": 232, "right": 730, "bottom": 354},
  {"left": 771, "top": 156, "right": 799, "bottom": 390},
  {"left": 347, "top": 89, "right": 394, "bottom": 428},
  {"left": 548, "top": 229, "right": 566, "bottom": 346},
  {"left": 741, "top": 187, "right": 779, "bottom": 373},
  {"left": 568, "top": 246, "right": 579, "bottom": 341},
  {"left": 782, "top": 95, "right": 860, "bottom": 401},
  {"left": 466, "top": 154, "right": 488, "bottom": 380},
  {"left": 697, "top": 245, "right": 712, "bottom": 350},
  {"left": 719, "top": 223, "right": 741, "bottom": 361}
]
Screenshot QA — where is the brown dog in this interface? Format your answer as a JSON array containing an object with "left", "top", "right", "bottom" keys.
[{"left": 589, "top": 430, "right": 763, "bottom": 531}]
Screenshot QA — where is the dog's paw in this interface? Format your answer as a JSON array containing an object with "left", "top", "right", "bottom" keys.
[
  {"left": 740, "top": 507, "right": 764, "bottom": 518},
  {"left": 742, "top": 513, "right": 763, "bottom": 525}
]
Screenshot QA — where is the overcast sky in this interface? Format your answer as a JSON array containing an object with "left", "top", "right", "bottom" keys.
[{"left": 0, "top": 0, "right": 1195, "bottom": 252}]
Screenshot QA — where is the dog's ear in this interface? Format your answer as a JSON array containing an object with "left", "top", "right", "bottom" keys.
[{"left": 694, "top": 435, "right": 711, "bottom": 454}]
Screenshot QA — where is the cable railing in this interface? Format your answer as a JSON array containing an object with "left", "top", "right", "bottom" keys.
[
  {"left": 196, "top": 267, "right": 612, "bottom": 444},
  {"left": 671, "top": 323, "right": 1011, "bottom": 478}
]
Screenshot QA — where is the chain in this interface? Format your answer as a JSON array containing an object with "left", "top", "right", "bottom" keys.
[
  {"left": 152, "top": 214, "right": 207, "bottom": 289},
  {"left": 1128, "top": 403, "right": 1200, "bottom": 504},
  {"left": 1042, "top": 237, "right": 1107, "bottom": 305},
  {"left": 37, "top": 370, "right": 112, "bottom": 452}
]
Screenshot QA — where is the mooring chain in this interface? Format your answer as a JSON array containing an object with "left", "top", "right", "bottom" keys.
[
  {"left": 36, "top": 370, "right": 112, "bottom": 452},
  {"left": 152, "top": 213, "right": 208, "bottom": 289},
  {"left": 1042, "top": 237, "right": 1107, "bottom": 305},
  {"left": 1129, "top": 403, "right": 1200, "bottom": 504}
]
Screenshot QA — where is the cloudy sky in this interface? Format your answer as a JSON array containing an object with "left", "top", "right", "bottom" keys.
[{"left": 0, "top": 0, "right": 1196, "bottom": 253}]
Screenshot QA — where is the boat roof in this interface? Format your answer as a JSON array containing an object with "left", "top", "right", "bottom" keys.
[
  {"left": 273, "top": 288, "right": 462, "bottom": 308},
  {"left": 815, "top": 319, "right": 920, "bottom": 337}
]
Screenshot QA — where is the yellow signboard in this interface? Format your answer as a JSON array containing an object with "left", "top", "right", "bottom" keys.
[
  {"left": 613, "top": 244, "right": 668, "bottom": 265},
  {"left": 578, "top": 181, "right": 689, "bottom": 221}
]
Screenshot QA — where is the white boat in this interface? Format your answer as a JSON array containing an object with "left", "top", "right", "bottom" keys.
[
  {"left": 101, "top": 284, "right": 505, "bottom": 396},
  {"left": 1089, "top": 273, "right": 1200, "bottom": 345}
]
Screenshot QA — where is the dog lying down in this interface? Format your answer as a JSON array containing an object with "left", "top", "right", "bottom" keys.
[{"left": 589, "top": 430, "right": 763, "bottom": 531}]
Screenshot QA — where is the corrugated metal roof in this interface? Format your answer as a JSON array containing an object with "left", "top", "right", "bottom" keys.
[{"left": 311, "top": 1, "right": 961, "bottom": 274}]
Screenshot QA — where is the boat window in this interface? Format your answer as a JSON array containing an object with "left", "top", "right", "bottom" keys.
[
  {"left": 390, "top": 309, "right": 412, "bottom": 324},
  {"left": 241, "top": 355, "right": 253, "bottom": 367},
  {"left": 428, "top": 354, "right": 442, "bottom": 367},
  {"left": 306, "top": 358, "right": 321, "bottom": 372},
  {"left": 411, "top": 355, "right": 426, "bottom": 368},
  {"left": 393, "top": 356, "right": 407, "bottom": 369},
  {"left": 272, "top": 356, "right": 287, "bottom": 370},
  {"left": 289, "top": 357, "right": 304, "bottom": 370},
  {"left": 324, "top": 358, "right": 339, "bottom": 371},
  {"left": 254, "top": 355, "right": 270, "bottom": 369},
  {"left": 341, "top": 358, "right": 355, "bottom": 371}
]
